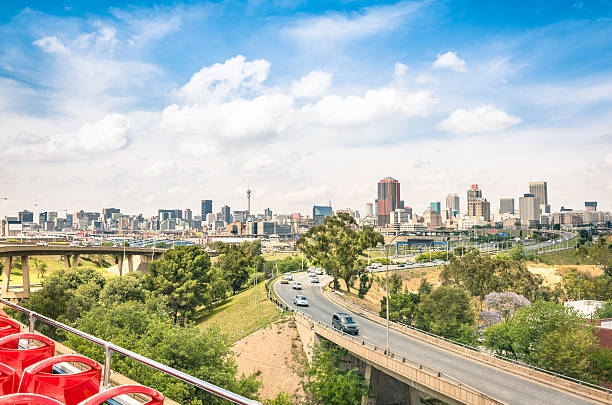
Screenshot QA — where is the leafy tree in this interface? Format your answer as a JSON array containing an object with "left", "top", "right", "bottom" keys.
[
  {"left": 417, "top": 278, "right": 433, "bottom": 295},
  {"left": 304, "top": 341, "right": 369, "bottom": 405},
  {"left": 276, "top": 256, "right": 303, "bottom": 274},
  {"left": 388, "top": 273, "right": 402, "bottom": 295},
  {"left": 594, "top": 301, "right": 612, "bottom": 319},
  {"left": 532, "top": 327, "right": 595, "bottom": 380},
  {"left": 37, "top": 262, "right": 47, "bottom": 278},
  {"left": 264, "top": 392, "right": 294, "bottom": 405},
  {"left": 145, "top": 245, "right": 214, "bottom": 324},
  {"left": 416, "top": 286, "right": 475, "bottom": 340},
  {"left": 297, "top": 213, "right": 383, "bottom": 291},
  {"left": 155, "top": 242, "right": 169, "bottom": 248},
  {"left": 357, "top": 273, "right": 372, "bottom": 299},
  {"left": 217, "top": 245, "right": 251, "bottom": 295},
  {"left": 483, "top": 291, "right": 530, "bottom": 322},
  {"left": 380, "top": 292, "right": 420, "bottom": 325},
  {"left": 414, "top": 251, "right": 452, "bottom": 263},
  {"left": 589, "top": 238, "right": 612, "bottom": 277},
  {"left": 484, "top": 322, "right": 516, "bottom": 358},
  {"left": 99, "top": 273, "right": 147, "bottom": 306}
]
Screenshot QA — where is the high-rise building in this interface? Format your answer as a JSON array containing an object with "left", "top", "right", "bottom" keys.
[
  {"left": 529, "top": 181, "right": 550, "bottom": 214},
  {"left": 102, "top": 208, "right": 120, "bottom": 220},
  {"left": 585, "top": 201, "right": 597, "bottom": 211},
  {"left": 247, "top": 190, "right": 251, "bottom": 214},
  {"left": 184, "top": 208, "right": 193, "bottom": 222},
  {"left": 445, "top": 194, "right": 460, "bottom": 216},
  {"left": 313, "top": 205, "right": 333, "bottom": 226},
  {"left": 18, "top": 210, "right": 34, "bottom": 223},
  {"left": 221, "top": 205, "right": 231, "bottom": 224},
  {"left": 499, "top": 198, "right": 515, "bottom": 214},
  {"left": 519, "top": 194, "right": 541, "bottom": 226},
  {"left": 365, "top": 203, "right": 373, "bottom": 217},
  {"left": 201, "top": 200, "right": 212, "bottom": 219},
  {"left": 467, "top": 200, "right": 491, "bottom": 221},
  {"left": 430, "top": 201, "right": 441, "bottom": 214},
  {"left": 377, "top": 177, "right": 401, "bottom": 226},
  {"left": 38, "top": 212, "right": 47, "bottom": 225},
  {"left": 264, "top": 208, "right": 272, "bottom": 219},
  {"left": 467, "top": 184, "right": 482, "bottom": 204}
]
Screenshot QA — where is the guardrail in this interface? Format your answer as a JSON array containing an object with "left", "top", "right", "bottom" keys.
[
  {"left": 0, "top": 298, "right": 261, "bottom": 405},
  {"left": 325, "top": 287, "right": 612, "bottom": 404}
]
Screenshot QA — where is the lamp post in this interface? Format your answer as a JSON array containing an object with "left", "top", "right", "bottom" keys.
[{"left": 385, "top": 235, "right": 400, "bottom": 354}]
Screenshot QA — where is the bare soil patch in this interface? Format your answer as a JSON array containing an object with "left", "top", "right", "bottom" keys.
[{"left": 232, "top": 319, "right": 307, "bottom": 402}]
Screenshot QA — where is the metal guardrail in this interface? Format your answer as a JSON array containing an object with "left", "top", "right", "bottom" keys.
[
  {"left": 0, "top": 298, "right": 261, "bottom": 405},
  {"left": 325, "top": 286, "right": 612, "bottom": 401}
]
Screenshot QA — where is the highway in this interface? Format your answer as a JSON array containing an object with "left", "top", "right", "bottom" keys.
[{"left": 274, "top": 273, "right": 598, "bottom": 405}]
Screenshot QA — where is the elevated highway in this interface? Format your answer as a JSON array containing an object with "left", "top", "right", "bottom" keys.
[
  {"left": 274, "top": 273, "right": 609, "bottom": 405},
  {"left": 0, "top": 245, "right": 165, "bottom": 299}
]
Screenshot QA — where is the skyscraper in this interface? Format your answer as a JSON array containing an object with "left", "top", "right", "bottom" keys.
[
  {"left": 529, "top": 182, "right": 550, "bottom": 214},
  {"left": 429, "top": 201, "right": 441, "bottom": 214},
  {"left": 445, "top": 194, "right": 460, "bottom": 216},
  {"left": 467, "top": 184, "right": 482, "bottom": 204},
  {"left": 466, "top": 184, "right": 490, "bottom": 221},
  {"left": 246, "top": 190, "right": 251, "bottom": 214},
  {"left": 499, "top": 198, "right": 515, "bottom": 214},
  {"left": 519, "top": 193, "right": 541, "bottom": 226},
  {"left": 365, "top": 203, "right": 373, "bottom": 217},
  {"left": 585, "top": 201, "right": 597, "bottom": 211},
  {"left": 313, "top": 205, "right": 333, "bottom": 226},
  {"left": 221, "top": 205, "right": 231, "bottom": 224},
  {"left": 201, "top": 200, "right": 212, "bottom": 219},
  {"left": 377, "top": 177, "right": 400, "bottom": 226}
]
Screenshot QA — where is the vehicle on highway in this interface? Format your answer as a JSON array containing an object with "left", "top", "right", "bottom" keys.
[
  {"left": 332, "top": 313, "right": 359, "bottom": 335},
  {"left": 36, "top": 241, "right": 48, "bottom": 246},
  {"left": 293, "top": 295, "right": 308, "bottom": 306},
  {"left": 280, "top": 277, "right": 289, "bottom": 284},
  {"left": 292, "top": 282, "right": 302, "bottom": 290},
  {"left": 397, "top": 263, "right": 405, "bottom": 268},
  {"left": 315, "top": 269, "right": 323, "bottom": 275},
  {"left": 311, "top": 276, "right": 319, "bottom": 283},
  {"left": 283, "top": 274, "right": 293, "bottom": 281}
]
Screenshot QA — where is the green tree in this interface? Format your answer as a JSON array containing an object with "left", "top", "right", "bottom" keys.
[
  {"left": 264, "top": 392, "right": 294, "bottom": 405},
  {"left": 297, "top": 213, "right": 383, "bottom": 291},
  {"left": 304, "top": 342, "right": 369, "bottom": 405},
  {"left": 594, "top": 301, "right": 612, "bottom": 319},
  {"left": 99, "top": 273, "right": 147, "bottom": 306},
  {"left": 276, "top": 256, "right": 303, "bottom": 274},
  {"left": 357, "top": 273, "right": 372, "bottom": 299},
  {"left": 388, "top": 272, "right": 402, "bottom": 295},
  {"left": 417, "top": 286, "right": 475, "bottom": 340},
  {"left": 380, "top": 291, "right": 420, "bottom": 325},
  {"left": 217, "top": 245, "right": 251, "bottom": 295},
  {"left": 484, "top": 322, "right": 516, "bottom": 359},
  {"left": 145, "top": 245, "right": 214, "bottom": 324},
  {"left": 589, "top": 238, "right": 612, "bottom": 277}
]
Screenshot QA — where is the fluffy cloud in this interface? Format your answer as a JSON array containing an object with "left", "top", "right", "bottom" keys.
[
  {"left": 437, "top": 104, "right": 521, "bottom": 134},
  {"left": 300, "top": 88, "right": 435, "bottom": 127},
  {"left": 32, "top": 36, "right": 70, "bottom": 55},
  {"left": 602, "top": 152, "right": 612, "bottom": 168},
  {"left": 433, "top": 51, "right": 467, "bottom": 72},
  {"left": 291, "top": 71, "right": 332, "bottom": 98},
  {"left": 176, "top": 55, "right": 270, "bottom": 104}
]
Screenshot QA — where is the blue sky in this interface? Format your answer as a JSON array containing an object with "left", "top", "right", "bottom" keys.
[{"left": 0, "top": 1, "right": 611, "bottom": 216}]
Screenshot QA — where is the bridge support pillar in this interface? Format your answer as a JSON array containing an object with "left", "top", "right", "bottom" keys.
[
  {"left": 64, "top": 255, "right": 71, "bottom": 268},
  {"left": 117, "top": 256, "right": 124, "bottom": 276},
  {"left": 406, "top": 386, "right": 421, "bottom": 405},
  {"left": 138, "top": 255, "right": 151, "bottom": 274},
  {"left": 2, "top": 257, "right": 12, "bottom": 296},
  {"left": 361, "top": 364, "right": 376, "bottom": 405},
  {"left": 72, "top": 254, "right": 80, "bottom": 267},
  {"left": 21, "top": 256, "right": 30, "bottom": 298},
  {"left": 127, "top": 255, "right": 134, "bottom": 273}
]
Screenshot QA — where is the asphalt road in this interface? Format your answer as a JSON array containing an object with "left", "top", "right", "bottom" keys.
[{"left": 275, "top": 273, "right": 598, "bottom": 405}]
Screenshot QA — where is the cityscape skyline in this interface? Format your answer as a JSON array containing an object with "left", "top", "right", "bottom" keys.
[{"left": 0, "top": 2, "right": 611, "bottom": 217}]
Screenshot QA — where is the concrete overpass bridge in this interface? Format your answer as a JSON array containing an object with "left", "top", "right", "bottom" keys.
[
  {"left": 0, "top": 245, "right": 165, "bottom": 300},
  {"left": 274, "top": 273, "right": 610, "bottom": 405}
]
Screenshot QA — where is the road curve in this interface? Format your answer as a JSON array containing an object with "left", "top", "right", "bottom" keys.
[{"left": 274, "top": 273, "right": 599, "bottom": 405}]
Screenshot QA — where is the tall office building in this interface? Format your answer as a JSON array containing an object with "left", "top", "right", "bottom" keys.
[
  {"left": 467, "top": 184, "right": 482, "bottom": 204},
  {"left": 529, "top": 182, "right": 550, "bottom": 214},
  {"left": 585, "top": 201, "right": 597, "bottom": 211},
  {"left": 221, "top": 205, "right": 231, "bottom": 224},
  {"left": 519, "top": 193, "right": 541, "bottom": 226},
  {"left": 377, "top": 177, "right": 401, "bottom": 227},
  {"left": 38, "top": 212, "right": 47, "bottom": 225},
  {"left": 313, "top": 205, "right": 333, "bottom": 226},
  {"left": 184, "top": 208, "right": 193, "bottom": 222},
  {"left": 466, "top": 184, "right": 490, "bottom": 220},
  {"left": 445, "top": 194, "right": 460, "bottom": 216},
  {"left": 499, "top": 198, "right": 515, "bottom": 214},
  {"left": 246, "top": 190, "right": 251, "bottom": 214},
  {"left": 18, "top": 210, "right": 34, "bottom": 223},
  {"left": 264, "top": 208, "right": 272, "bottom": 219},
  {"left": 365, "top": 203, "right": 373, "bottom": 217},
  {"left": 430, "top": 201, "right": 441, "bottom": 214},
  {"left": 201, "top": 200, "right": 212, "bottom": 219}
]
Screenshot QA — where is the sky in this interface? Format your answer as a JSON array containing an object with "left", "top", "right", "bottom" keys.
[{"left": 1, "top": 0, "right": 612, "bottom": 218}]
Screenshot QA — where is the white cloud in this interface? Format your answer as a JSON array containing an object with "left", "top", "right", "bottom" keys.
[
  {"left": 416, "top": 73, "right": 437, "bottom": 84},
  {"left": 393, "top": 62, "right": 408, "bottom": 82},
  {"left": 176, "top": 55, "right": 270, "bottom": 104},
  {"left": 50, "top": 113, "right": 130, "bottom": 152},
  {"left": 284, "top": 1, "right": 423, "bottom": 43},
  {"left": 32, "top": 36, "right": 70, "bottom": 55},
  {"left": 300, "top": 88, "right": 435, "bottom": 127},
  {"left": 291, "top": 71, "right": 332, "bottom": 98},
  {"left": 433, "top": 51, "right": 467, "bottom": 72},
  {"left": 437, "top": 104, "right": 521, "bottom": 134},
  {"left": 602, "top": 152, "right": 612, "bottom": 168},
  {"left": 143, "top": 160, "right": 176, "bottom": 178}
]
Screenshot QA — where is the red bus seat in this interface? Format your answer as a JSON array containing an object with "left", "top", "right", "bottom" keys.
[
  {"left": 0, "top": 393, "right": 64, "bottom": 404},
  {"left": 18, "top": 354, "right": 102, "bottom": 405},
  {"left": 0, "top": 333, "right": 54, "bottom": 378},
  {"left": 0, "top": 362, "right": 17, "bottom": 395},
  {"left": 0, "top": 318, "right": 20, "bottom": 338},
  {"left": 77, "top": 384, "right": 164, "bottom": 405}
]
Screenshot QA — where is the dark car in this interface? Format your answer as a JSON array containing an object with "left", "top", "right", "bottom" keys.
[{"left": 331, "top": 313, "right": 359, "bottom": 335}]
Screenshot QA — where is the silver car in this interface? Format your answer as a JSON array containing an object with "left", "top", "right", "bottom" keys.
[
  {"left": 311, "top": 276, "right": 319, "bottom": 283},
  {"left": 292, "top": 282, "right": 302, "bottom": 290},
  {"left": 293, "top": 295, "right": 308, "bottom": 306}
]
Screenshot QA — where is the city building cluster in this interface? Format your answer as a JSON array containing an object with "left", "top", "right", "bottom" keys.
[{"left": 1, "top": 178, "right": 610, "bottom": 240}]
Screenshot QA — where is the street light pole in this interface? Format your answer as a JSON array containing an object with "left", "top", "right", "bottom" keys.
[{"left": 385, "top": 235, "right": 400, "bottom": 354}]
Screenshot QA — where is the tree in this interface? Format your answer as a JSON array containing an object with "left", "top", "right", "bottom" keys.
[
  {"left": 217, "top": 245, "right": 251, "bottom": 295},
  {"left": 304, "top": 342, "right": 369, "bottom": 405},
  {"left": 276, "top": 256, "right": 303, "bottom": 274},
  {"left": 145, "top": 245, "right": 214, "bottom": 324},
  {"left": 416, "top": 286, "right": 475, "bottom": 340},
  {"left": 484, "top": 322, "right": 516, "bottom": 358},
  {"left": 594, "top": 301, "right": 612, "bottom": 319},
  {"left": 589, "top": 238, "right": 612, "bottom": 277},
  {"left": 264, "top": 392, "right": 294, "bottom": 405},
  {"left": 483, "top": 291, "right": 530, "bottom": 322},
  {"left": 99, "top": 273, "right": 147, "bottom": 306},
  {"left": 357, "top": 273, "right": 372, "bottom": 299},
  {"left": 297, "top": 213, "right": 383, "bottom": 291},
  {"left": 380, "top": 292, "right": 420, "bottom": 325}
]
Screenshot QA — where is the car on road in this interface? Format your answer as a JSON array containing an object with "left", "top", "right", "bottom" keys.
[
  {"left": 332, "top": 313, "right": 359, "bottom": 335},
  {"left": 36, "top": 241, "right": 48, "bottom": 246},
  {"left": 280, "top": 277, "right": 289, "bottom": 284},
  {"left": 293, "top": 295, "right": 308, "bottom": 306},
  {"left": 315, "top": 269, "right": 323, "bottom": 275},
  {"left": 397, "top": 263, "right": 405, "bottom": 268},
  {"left": 292, "top": 282, "right": 302, "bottom": 290},
  {"left": 311, "top": 276, "right": 319, "bottom": 283}
]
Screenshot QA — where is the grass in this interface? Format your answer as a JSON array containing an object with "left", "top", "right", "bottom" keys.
[
  {"left": 538, "top": 238, "right": 595, "bottom": 265},
  {"left": 195, "top": 281, "right": 286, "bottom": 344}
]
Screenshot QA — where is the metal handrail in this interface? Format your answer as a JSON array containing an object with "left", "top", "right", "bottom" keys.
[{"left": 0, "top": 298, "right": 261, "bottom": 405}]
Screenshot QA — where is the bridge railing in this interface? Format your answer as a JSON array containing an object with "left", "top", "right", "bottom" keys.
[
  {"left": 325, "top": 286, "right": 612, "bottom": 403},
  {"left": 0, "top": 298, "right": 261, "bottom": 405}
]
